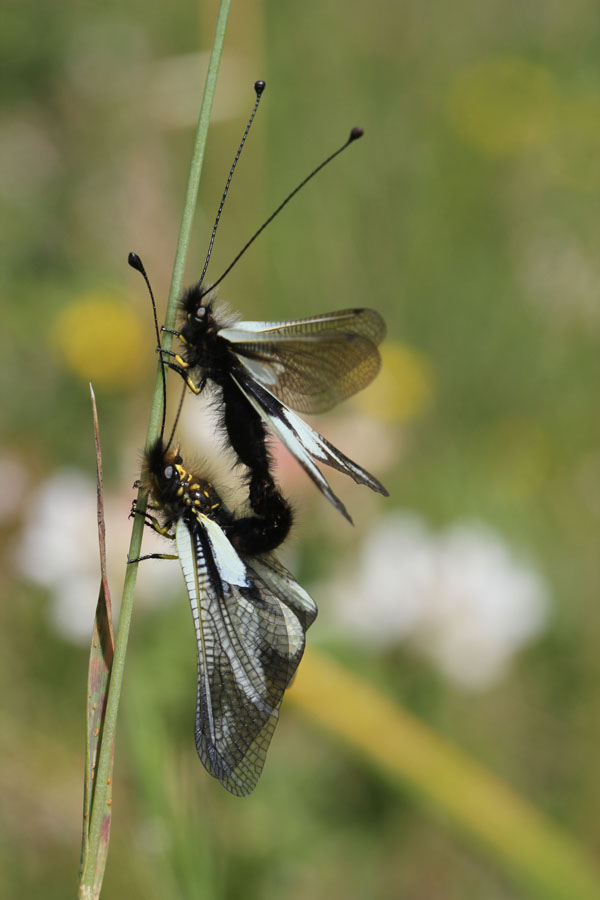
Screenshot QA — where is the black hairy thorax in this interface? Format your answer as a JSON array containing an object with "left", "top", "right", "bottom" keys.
[
  {"left": 141, "top": 439, "right": 223, "bottom": 524},
  {"left": 142, "top": 437, "right": 292, "bottom": 557},
  {"left": 178, "top": 284, "right": 235, "bottom": 386}
]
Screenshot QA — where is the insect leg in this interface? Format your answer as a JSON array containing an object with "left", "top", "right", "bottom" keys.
[
  {"left": 158, "top": 347, "right": 193, "bottom": 374},
  {"left": 160, "top": 326, "right": 182, "bottom": 339},
  {"left": 161, "top": 327, "right": 193, "bottom": 351},
  {"left": 130, "top": 506, "right": 176, "bottom": 539},
  {"left": 162, "top": 360, "right": 203, "bottom": 394},
  {"left": 127, "top": 552, "right": 179, "bottom": 564},
  {"left": 130, "top": 498, "right": 159, "bottom": 514}
]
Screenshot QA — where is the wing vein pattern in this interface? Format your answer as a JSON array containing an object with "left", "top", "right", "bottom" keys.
[
  {"left": 219, "top": 308, "right": 386, "bottom": 414},
  {"left": 175, "top": 517, "right": 315, "bottom": 796}
]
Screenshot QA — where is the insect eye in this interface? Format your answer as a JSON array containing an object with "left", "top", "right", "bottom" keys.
[
  {"left": 164, "top": 465, "right": 174, "bottom": 480},
  {"left": 194, "top": 306, "right": 206, "bottom": 321}
]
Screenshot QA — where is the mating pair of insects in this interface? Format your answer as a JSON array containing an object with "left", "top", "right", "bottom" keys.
[{"left": 129, "top": 82, "right": 387, "bottom": 796}]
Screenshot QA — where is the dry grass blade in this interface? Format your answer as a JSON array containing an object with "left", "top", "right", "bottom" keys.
[{"left": 79, "top": 384, "right": 115, "bottom": 897}]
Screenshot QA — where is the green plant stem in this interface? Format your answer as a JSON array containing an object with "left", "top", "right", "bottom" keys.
[{"left": 81, "top": 1, "right": 232, "bottom": 891}]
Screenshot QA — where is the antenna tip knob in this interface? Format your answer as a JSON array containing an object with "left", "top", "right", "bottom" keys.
[
  {"left": 254, "top": 80, "right": 266, "bottom": 96},
  {"left": 349, "top": 126, "right": 364, "bottom": 143},
  {"left": 128, "top": 251, "right": 145, "bottom": 273}
]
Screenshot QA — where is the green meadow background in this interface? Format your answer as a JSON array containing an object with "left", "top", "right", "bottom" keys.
[{"left": 2, "top": 1, "right": 600, "bottom": 897}]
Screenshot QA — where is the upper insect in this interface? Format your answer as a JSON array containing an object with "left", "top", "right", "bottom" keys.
[
  {"left": 131, "top": 81, "right": 388, "bottom": 523},
  {"left": 161, "top": 85, "right": 386, "bottom": 522}
]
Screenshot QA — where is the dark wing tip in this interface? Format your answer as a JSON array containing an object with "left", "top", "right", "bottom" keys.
[
  {"left": 348, "top": 308, "right": 387, "bottom": 344},
  {"left": 363, "top": 473, "right": 389, "bottom": 497},
  {"left": 332, "top": 494, "right": 354, "bottom": 525}
]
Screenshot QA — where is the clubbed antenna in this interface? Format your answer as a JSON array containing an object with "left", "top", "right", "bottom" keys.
[
  {"left": 198, "top": 80, "right": 266, "bottom": 288},
  {"left": 128, "top": 251, "right": 168, "bottom": 442},
  {"left": 201, "top": 126, "right": 364, "bottom": 297}
]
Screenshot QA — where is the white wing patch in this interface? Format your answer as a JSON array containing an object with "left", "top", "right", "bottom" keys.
[
  {"left": 231, "top": 373, "right": 388, "bottom": 521},
  {"left": 276, "top": 405, "right": 384, "bottom": 493},
  {"left": 218, "top": 313, "right": 361, "bottom": 340},
  {"left": 231, "top": 373, "right": 352, "bottom": 521},
  {"left": 198, "top": 514, "right": 249, "bottom": 587}
]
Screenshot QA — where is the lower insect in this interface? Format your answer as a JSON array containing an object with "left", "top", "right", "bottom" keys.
[{"left": 131, "top": 437, "right": 317, "bottom": 796}]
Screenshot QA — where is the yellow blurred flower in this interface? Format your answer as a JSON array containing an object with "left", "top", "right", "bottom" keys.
[
  {"left": 446, "top": 57, "right": 558, "bottom": 157},
  {"left": 354, "top": 341, "right": 434, "bottom": 423},
  {"left": 546, "top": 95, "right": 600, "bottom": 192},
  {"left": 50, "top": 293, "right": 146, "bottom": 390}
]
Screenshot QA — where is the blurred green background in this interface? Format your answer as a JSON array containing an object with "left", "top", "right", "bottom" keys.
[{"left": 2, "top": 1, "right": 600, "bottom": 898}]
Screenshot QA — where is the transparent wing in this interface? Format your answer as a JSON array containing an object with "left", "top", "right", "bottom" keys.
[
  {"left": 250, "top": 553, "right": 318, "bottom": 631},
  {"left": 219, "top": 309, "right": 386, "bottom": 342},
  {"left": 219, "top": 309, "right": 386, "bottom": 413},
  {"left": 176, "top": 518, "right": 309, "bottom": 797},
  {"left": 231, "top": 370, "right": 389, "bottom": 523}
]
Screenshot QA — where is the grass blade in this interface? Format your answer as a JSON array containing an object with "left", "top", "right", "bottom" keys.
[
  {"left": 79, "top": 385, "right": 115, "bottom": 897},
  {"left": 79, "top": 3, "right": 232, "bottom": 895}
]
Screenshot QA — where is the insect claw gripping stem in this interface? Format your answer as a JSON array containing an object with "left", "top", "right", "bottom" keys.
[
  {"left": 158, "top": 347, "right": 190, "bottom": 370},
  {"left": 163, "top": 361, "right": 203, "bottom": 394}
]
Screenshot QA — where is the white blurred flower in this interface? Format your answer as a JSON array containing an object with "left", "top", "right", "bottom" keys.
[
  {"left": 16, "top": 468, "right": 179, "bottom": 643},
  {"left": 328, "top": 513, "right": 550, "bottom": 690}
]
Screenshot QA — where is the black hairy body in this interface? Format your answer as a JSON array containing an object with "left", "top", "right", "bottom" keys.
[
  {"left": 173, "top": 283, "right": 293, "bottom": 553},
  {"left": 142, "top": 436, "right": 291, "bottom": 556}
]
